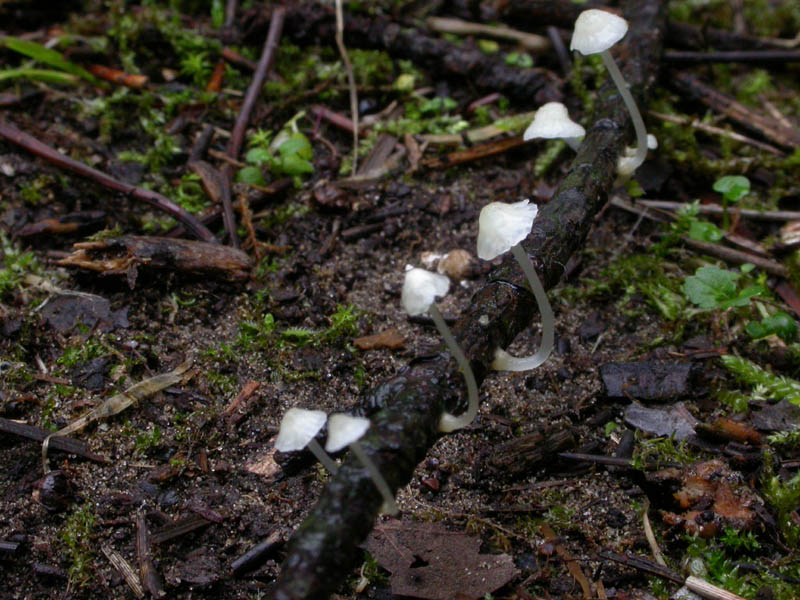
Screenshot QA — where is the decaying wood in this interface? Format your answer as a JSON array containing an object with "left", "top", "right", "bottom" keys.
[
  {"left": 0, "top": 417, "right": 106, "bottom": 463},
  {"left": 422, "top": 136, "right": 527, "bottom": 169},
  {"left": 150, "top": 514, "right": 212, "bottom": 545},
  {"left": 475, "top": 428, "right": 576, "bottom": 482},
  {"left": 671, "top": 71, "right": 800, "bottom": 150},
  {"left": 57, "top": 236, "right": 252, "bottom": 282},
  {"left": 274, "top": 3, "right": 563, "bottom": 105},
  {"left": 664, "top": 49, "right": 800, "bottom": 63},
  {"left": 136, "top": 510, "right": 166, "bottom": 598},
  {"left": 269, "top": 1, "right": 666, "bottom": 598}
]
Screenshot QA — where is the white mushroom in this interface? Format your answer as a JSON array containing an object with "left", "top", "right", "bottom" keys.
[
  {"left": 523, "top": 102, "right": 586, "bottom": 151},
  {"left": 326, "top": 413, "right": 398, "bottom": 515},
  {"left": 402, "top": 267, "right": 479, "bottom": 433},
  {"left": 477, "top": 200, "right": 554, "bottom": 372},
  {"left": 571, "top": 9, "right": 649, "bottom": 176},
  {"left": 275, "top": 408, "right": 338, "bottom": 474}
]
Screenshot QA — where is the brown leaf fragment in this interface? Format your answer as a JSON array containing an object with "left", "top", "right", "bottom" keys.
[
  {"left": 649, "top": 460, "right": 760, "bottom": 538},
  {"left": 354, "top": 329, "right": 406, "bottom": 350},
  {"left": 57, "top": 236, "right": 251, "bottom": 283},
  {"left": 188, "top": 160, "right": 225, "bottom": 204},
  {"left": 752, "top": 399, "right": 800, "bottom": 431},
  {"left": 695, "top": 418, "right": 762, "bottom": 445},
  {"left": 364, "top": 519, "right": 518, "bottom": 600}
]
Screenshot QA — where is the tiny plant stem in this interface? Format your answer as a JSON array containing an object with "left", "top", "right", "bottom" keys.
[
  {"left": 334, "top": 0, "right": 359, "bottom": 175},
  {"left": 601, "top": 50, "right": 647, "bottom": 174},
  {"left": 492, "top": 244, "right": 554, "bottom": 371},
  {"left": 349, "top": 442, "right": 398, "bottom": 515},
  {"left": 428, "top": 304, "right": 479, "bottom": 432},
  {"left": 307, "top": 439, "right": 338, "bottom": 474}
]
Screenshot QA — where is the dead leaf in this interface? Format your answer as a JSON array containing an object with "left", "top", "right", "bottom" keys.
[
  {"left": 364, "top": 519, "right": 518, "bottom": 600},
  {"left": 354, "top": 329, "right": 406, "bottom": 350},
  {"left": 624, "top": 402, "right": 698, "bottom": 440}
]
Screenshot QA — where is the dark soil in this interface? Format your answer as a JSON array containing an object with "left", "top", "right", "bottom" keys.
[{"left": 2, "top": 2, "right": 799, "bottom": 600}]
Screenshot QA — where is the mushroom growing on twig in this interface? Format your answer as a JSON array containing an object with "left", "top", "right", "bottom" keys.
[
  {"left": 275, "top": 408, "right": 338, "bottom": 474},
  {"left": 571, "top": 9, "right": 648, "bottom": 176},
  {"left": 478, "top": 200, "right": 554, "bottom": 372},
  {"left": 402, "top": 267, "right": 479, "bottom": 433},
  {"left": 325, "top": 413, "right": 398, "bottom": 515},
  {"left": 523, "top": 102, "right": 586, "bottom": 151}
]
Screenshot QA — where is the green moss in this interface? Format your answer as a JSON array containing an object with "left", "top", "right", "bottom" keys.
[
  {"left": 59, "top": 503, "right": 96, "bottom": 589},
  {"left": 0, "top": 232, "right": 40, "bottom": 299}
]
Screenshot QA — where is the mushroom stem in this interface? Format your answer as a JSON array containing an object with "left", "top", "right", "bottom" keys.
[
  {"left": 492, "top": 243, "right": 554, "bottom": 371},
  {"left": 428, "top": 303, "right": 480, "bottom": 433},
  {"left": 349, "top": 441, "right": 398, "bottom": 515},
  {"left": 600, "top": 50, "right": 648, "bottom": 175},
  {"left": 307, "top": 439, "right": 338, "bottom": 474},
  {"left": 563, "top": 137, "right": 582, "bottom": 152}
]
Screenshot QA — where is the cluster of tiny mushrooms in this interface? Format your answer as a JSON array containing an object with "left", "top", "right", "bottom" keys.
[{"left": 274, "top": 9, "right": 653, "bottom": 513}]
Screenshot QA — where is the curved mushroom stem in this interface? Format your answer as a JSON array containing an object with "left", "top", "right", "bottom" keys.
[
  {"left": 600, "top": 50, "right": 648, "bottom": 176},
  {"left": 307, "top": 439, "right": 338, "bottom": 474},
  {"left": 492, "top": 243, "right": 554, "bottom": 371},
  {"left": 428, "top": 303, "right": 480, "bottom": 433},
  {"left": 349, "top": 441, "right": 398, "bottom": 515},
  {"left": 563, "top": 137, "right": 582, "bottom": 152}
]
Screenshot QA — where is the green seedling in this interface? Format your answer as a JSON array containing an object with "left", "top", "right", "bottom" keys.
[
  {"left": 59, "top": 503, "right": 96, "bottom": 589},
  {"left": 238, "top": 113, "right": 314, "bottom": 186},
  {"left": 713, "top": 175, "right": 750, "bottom": 229},
  {"left": 1, "top": 36, "right": 100, "bottom": 84},
  {"left": 745, "top": 310, "right": 797, "bottom": 342},
  {"left": 504, "top": 51, "right": 533, "bottom": 68},
  {"left": 0, "top": 232, "right": 39, "bottom": 298},
  {"left": 682, "top": 265, "right": 764, "bottom": 310}
]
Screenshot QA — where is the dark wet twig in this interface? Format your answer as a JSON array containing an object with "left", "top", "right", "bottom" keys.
[
  {"left": 0, "top": 417, "right": 107, "bottom": 463},
  {"left": 0, "top": 120, "right": 216, "bottom": 242},
  {"left": 223, "top": 6, "right": 286, "bottom": 248},
  {"left": 664, "top": 49, "right": 800, "bottom": 63},
  {"left": 278, "top": 3, "right": 563, "bottom": 105},
  {"left": 136, "top": 511, "right": 166, "bottom": 598},
  {"left": 269, "top": 1, "right": 666, "bottom": 599},
  {"left": 547, "top": 25, "right": 571, "bottom": 75}
]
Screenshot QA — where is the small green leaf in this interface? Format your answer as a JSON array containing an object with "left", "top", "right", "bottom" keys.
[
  {"left": 713, "top": 175, "right": 750, "bottom": 203},
  {"left": 276, "top": 154, "right": 314, "bottom": 175},
  {"left": 688, "top": 220, "right": 723, "bottom": 243},
  {"left": 747, "top": 312, "right": 797, "bottom": 341},
  {"left": 0, "top": 68, "right": 79, "bottom": 85},
  {"left": 235, "top": 166, "right": 266, "bottom": 186},
  {"left": 505, "top": 52, "right": 533, "bottom": 68},
  {"left": 683, "top": 266, "right": 739, "bottom": 309},
  {"left": 277, "top": 133, "right": 313, "bottom": 160},
  {"left": 245, "top": 147, "right": 272, "bottom": 165}
]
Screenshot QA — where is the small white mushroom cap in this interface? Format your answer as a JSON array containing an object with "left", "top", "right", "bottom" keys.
[
  {"left": 477, "top": 200, "right": 538, "bottom": 261},
  {"left": 523, "top": 102, "right": 585, "bottom": 142},
  {"left": 325, "top": 414, "right": 371, "bottom": 453},
  {"left": 401, "top": 268, "right": 450, "bottom": 316},
  {"left": 570, "top": 9, "right": 628, "bottom": 55},
  {"left": 275, "top": 408, "right": 328, "bottom": 452}
]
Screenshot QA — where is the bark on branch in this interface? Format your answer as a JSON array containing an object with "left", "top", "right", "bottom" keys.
[{"left": 270, "top": 2, "right": 666, "bottom": 599}]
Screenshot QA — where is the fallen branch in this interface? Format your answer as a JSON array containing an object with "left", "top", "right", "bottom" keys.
[
  {"left": 275, "top": 2, "right": 563, "bottom": 105},
  {"left": 269, "top": 1, "right": 666, "bottom": 599},
  {"left": 0, "top": 121, "right": 216, "bottom": 243}
]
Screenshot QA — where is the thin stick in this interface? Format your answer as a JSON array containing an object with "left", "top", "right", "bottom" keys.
[
  {"left": 101, "top": 545, "right": 144, "bottom": 599},
  {"left": 649, "top": 111, "right": 783, "bottom": 155},
  {"left": 636, "top": 199, "right": 800, "bottom": 222},
  {"left": 685, "top": 576, "right": 747, "bottom": 600},
  {"left": 0, "top": 120, "right": 215, "bottom": 242},
  {"left": 641, "top": 499, "right": 666, "bottom": 566},
  {"left": 426, "top": 16, "right": 549, "bottom": 52},
  {"left": 334, "top": 0, "right": 359, "bottom": 175},
  {"left": 224, "top": 6, "right": 286, "bottom": 247}
]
